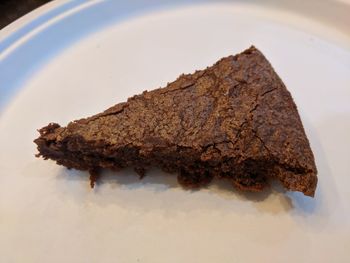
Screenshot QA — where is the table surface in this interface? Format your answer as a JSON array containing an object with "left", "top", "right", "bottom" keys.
[{"left": 0, "top": 0, "right": 51, "bottom": 30}]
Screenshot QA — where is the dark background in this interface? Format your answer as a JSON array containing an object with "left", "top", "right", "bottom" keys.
[{"left": 0, "top": 0, "right": 51, "bottom": 29}]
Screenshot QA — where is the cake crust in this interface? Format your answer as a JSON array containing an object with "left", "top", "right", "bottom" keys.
[{"left": 35, "top": 46, "right": 318, "bottom": 196}]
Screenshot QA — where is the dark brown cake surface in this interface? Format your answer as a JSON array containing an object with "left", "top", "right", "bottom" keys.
[{"left": 35, "top": 46, "right": 317, "bottom": 196}]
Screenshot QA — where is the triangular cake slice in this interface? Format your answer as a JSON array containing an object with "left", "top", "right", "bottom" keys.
[{"left": 34, "top": 46, "right": 317, "bottom": 196}]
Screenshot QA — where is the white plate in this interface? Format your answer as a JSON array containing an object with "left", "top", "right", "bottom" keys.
[{"left": 1, "top": 1, "right": 350, "bottom": 262}]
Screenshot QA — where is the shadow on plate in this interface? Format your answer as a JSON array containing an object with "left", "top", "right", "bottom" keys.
[{"left": 56, "top": 165, "right": 311, "bottom": 215}]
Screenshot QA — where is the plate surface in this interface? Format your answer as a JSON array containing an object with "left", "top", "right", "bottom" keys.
[{"left": 1, "top": 1, "right": 350, "bottom": 262}]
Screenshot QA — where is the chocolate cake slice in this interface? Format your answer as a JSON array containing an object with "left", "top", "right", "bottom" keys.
[{"left": 34, "top": 46, "right": 317, "bottom": 196}]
